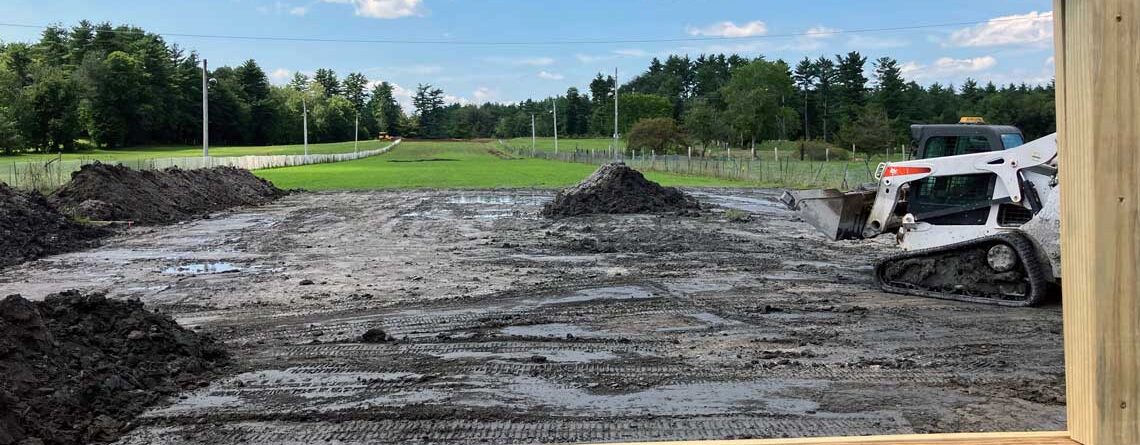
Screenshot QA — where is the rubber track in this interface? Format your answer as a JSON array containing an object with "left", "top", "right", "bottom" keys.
[{"left": 874, "top": 232, "right": 1050, "bottom": 307}]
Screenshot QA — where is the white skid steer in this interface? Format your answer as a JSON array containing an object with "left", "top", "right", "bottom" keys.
[{"left": 781, "top": 124, "right": 1060, "bottom": 307}]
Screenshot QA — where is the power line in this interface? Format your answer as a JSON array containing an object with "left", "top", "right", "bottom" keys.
[{"left": 0, "top": 15, "right": 1040, "bottom": 46}]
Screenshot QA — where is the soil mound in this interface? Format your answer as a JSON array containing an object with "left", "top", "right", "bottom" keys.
[
  {"left": 542, "top": 162, "right": 700, "bottom": 218},
  {"left": 50, "top": 163, "right": 284, "bottom": 225},
  {"left": 0, "top": 291, "right": 229, "bottom": 445},
  {"left": 0, "top": 183, "right": 109, "bottom": 268}
]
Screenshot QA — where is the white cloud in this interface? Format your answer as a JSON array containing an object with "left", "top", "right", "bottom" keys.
[
  {"left": 270, "top": 68, "right": 293, "bottom": 84},
  {"left": 574, "top": 53, "right": 606, "bottom": 64},
  {"left": 258, "top": 1, "right": 309, "bottom": 16},
  {"left": 406, "top": 65, "right": 442, "bottom": 75},
  {"left": 1045, "top": 56, "right": 1055, "bottom": 66},
  {"left": 804, "top": 26, "right": 840, "bottom": 39},
  {"left": 473, "top": 87, "right": 496, "bottom": 102},
  {"left": 322, "top": 0, "right": 424, "bottom": 19},
  {"left": 537, "top": 71, "right": 564, "bottom": 80},
  {"left": 388, "top": 82, "right": 414, "bottom": 111},
  {"left": 443, "top": 94, "right": 469, "bottom": 105},
  {"left": 613, "top": 48, "right": 648, "bottom": 57},
  {"left": 686, "top": 20, "right": 768, "bottom": 37},
  {"left": 936, "top": 56, "right": 998, "bottom": 72},
  {"left": 901, "top": 56, "right": 998, "bottom": 80},
  {"left": 485, "top": 56, "right": 555, "bottom": 66},
  {"left": 949, "top": 11, "right": 1053, "bottom": 47}
]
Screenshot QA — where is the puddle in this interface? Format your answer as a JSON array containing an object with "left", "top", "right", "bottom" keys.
[
  {"left": 488, "top": 376, "right": 821, "bottom": 415},
  {"left": 688, "top": 191, "right": 786, "bottom": 215},
  {"left": 435, "top": 350, "right": 618, "bottom": 363},
  {"left": 686, "top": 312, "right": 743, "bottom": 326},
  {"left": 445, "top": 194, "right": 551, "bottom": 206},
  {"left": 510, "top": 254, "right": 600, "bottom": 263},
  {"left": 161, "top": 262, "right": 240, "bottom": 275},
  {"left": 401, "top": 194, "right": 552, "bottom": 221},
  {"left": 539, "top": 285, "right": 657, "bottom": 305},
  {"left": 501, "top": 323, "right": 604, "bottom": 338},
  {"left": 657, "top": 312, "right": 744, "bottom": 333}
]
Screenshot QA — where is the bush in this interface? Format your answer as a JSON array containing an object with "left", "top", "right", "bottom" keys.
[{"left": 627, "top": 117, "right": 687, "bottom": 154}]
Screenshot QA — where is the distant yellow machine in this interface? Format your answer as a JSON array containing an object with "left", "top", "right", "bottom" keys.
[{"left": 377, "top": 132, "right": 394, "bottom": 141}]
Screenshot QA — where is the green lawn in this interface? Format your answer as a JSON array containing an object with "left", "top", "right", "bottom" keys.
[
  {"left": 1, "top": 139, "right": 391, "bottom": 165},
  {"left": 255, "top": 140, "right": 750, "bottom": 190}
]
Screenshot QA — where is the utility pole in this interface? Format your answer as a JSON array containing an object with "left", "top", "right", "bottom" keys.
[
  {"left": 354, "top": 110, "right": 359, "bottom": 155},
  {"left": 302, "top": 95, "right": 309, "bottom": 157},
  {"left": 201, "top": 59, "right": 209, "bottom": 158},
  {"left": 613, "top": 67, "right": 619, "bottom": 157},
  {"left": 552, "top": 98, "right": 558, "bottom": 155},
  {"left": 531, "top": 113, "right": 536, "bottom": 154}
]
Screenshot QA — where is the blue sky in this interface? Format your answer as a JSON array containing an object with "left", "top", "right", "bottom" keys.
[{"left": 1, "top": 0, "right": 1055, "bottom": 110}]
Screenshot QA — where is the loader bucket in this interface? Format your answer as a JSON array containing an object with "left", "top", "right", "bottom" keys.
[{"left": 780, "top": 188, "right": 877, "bottom": 241}]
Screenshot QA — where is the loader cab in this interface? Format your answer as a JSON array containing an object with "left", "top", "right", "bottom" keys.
[
  {"left": 904, "top": 122, "right": 1025, "bottom": 226},
  {"left": 909, "top": 122, "right": 1024, "bottom": 160}
]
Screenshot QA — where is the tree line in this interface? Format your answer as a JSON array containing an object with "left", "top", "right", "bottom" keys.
[
  {"left": 0, "top": 21, "right": 411, "bottom": 154},
  {"left": 0, "top": 21, "right": 1055, "bottom": 155},
  {"left": 498, "top": 53, "right": 1055, "bottom": 154}
]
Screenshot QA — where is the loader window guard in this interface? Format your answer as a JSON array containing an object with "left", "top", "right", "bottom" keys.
[
  {"left": 922, "top": 135, "right": 993, "bottom": 159},
  {"left": 909, "top": 173, "right": 997, "bottom": 225}
]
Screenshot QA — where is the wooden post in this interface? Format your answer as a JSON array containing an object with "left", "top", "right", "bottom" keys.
[{"left": 1056, "top": 0, "right": 1140, "bottom": 444}]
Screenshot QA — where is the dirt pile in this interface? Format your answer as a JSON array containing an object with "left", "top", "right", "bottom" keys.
[
  {"left": 541, "top": 162, "right": 700, "bottom": 218},
  {"left": 0, "top": 291, "right": 229, "bottom": 445},
  {"left": 50, "top": 163, "right": 284, "bottom": 225},
  {"left": 0, "top": 183, "right": 110, "bottom": 269}
]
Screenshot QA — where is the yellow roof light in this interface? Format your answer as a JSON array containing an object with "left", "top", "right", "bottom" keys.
[{"left": 959, "top": 116, "right": 986, "bottom": 124}]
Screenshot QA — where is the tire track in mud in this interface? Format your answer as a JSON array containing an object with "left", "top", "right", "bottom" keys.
[{"left": 125, "top": 415, "right": 912, "bottom": 444}]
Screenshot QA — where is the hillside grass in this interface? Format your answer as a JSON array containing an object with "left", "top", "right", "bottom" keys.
[
  {"left": 255, "top": 140, "right": 750, "bottom": 190},
  {"left": 1, "top": 139, "right": 390, "bottom": 165}
]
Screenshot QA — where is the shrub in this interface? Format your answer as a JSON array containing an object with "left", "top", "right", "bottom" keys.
[{"left": 627, "top": 118, "right": 687, "bottom": 155}]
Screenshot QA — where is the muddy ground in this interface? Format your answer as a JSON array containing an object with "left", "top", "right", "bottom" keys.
[{"left": 0, "top": 189, "right": 1065, "bottom": 444}]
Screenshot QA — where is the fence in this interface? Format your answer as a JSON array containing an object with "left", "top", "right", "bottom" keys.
[
  {"left": 6, "top": 139, "right": 401, "bottom": 192},
  {"left": 499, "top": 141, "right": 888, "bottom": 190}
]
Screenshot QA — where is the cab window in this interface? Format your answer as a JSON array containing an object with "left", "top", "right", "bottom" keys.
[
  {"left": 922, "top": 135, "right": 992, "bottom": 159},
  {"left": 1001, "top": 133, "right": 1024, "bottom": 149}
]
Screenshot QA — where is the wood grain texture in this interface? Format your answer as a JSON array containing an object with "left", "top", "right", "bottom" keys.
[
  {"left": 1056, "top": 0, "right": 1140, "bottom": 444},
  {"left": 592, "top": 431, "right": 1074, "bottom": 445}
]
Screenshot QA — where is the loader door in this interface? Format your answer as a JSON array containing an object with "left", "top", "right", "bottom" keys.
[{"left": 910, "top": 135, "right": 997, "bottom": 225}]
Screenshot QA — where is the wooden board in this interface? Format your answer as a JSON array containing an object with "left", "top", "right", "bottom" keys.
[
  {"left": 1055, "top": 0, "right": 1140, "bottom": 444},
  {"left": 590, "top": 431, "right": 1074, "bottom": 445}
]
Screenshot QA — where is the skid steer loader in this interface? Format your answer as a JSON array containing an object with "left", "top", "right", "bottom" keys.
[{"left": 781, "top": 121, "right": 1060, "bottom": 307}]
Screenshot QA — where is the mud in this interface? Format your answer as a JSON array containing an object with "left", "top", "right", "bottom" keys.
[
  {"left": 50, "top": 163, "right": 283, "bottom": 225},
  {"left": 542, "top": 162, "right": 700, "bottom": 218},
  {"left": 0, "top": 291, "right": 229, "bottom": 445},
  {"left": 0, "top": 189, "right": 1065, "bottom": 444},
  {"left": 0, "top": 183, "right": 109, "bottom": 268}
]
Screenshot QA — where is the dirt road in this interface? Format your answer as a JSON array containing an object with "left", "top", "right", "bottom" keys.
[{"left": 0, "top": 189, "right": 1065, "bottom": 444}]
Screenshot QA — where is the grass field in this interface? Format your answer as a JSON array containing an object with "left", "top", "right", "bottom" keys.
[
  {"left": 503, "top": 137, "right": 624, "bottom": 153},
  {"left": 503, "top": 137, "right": 910, "bottom": 163},
  {"left": 1, "top": 139, "right": 391, "bottom": 165},
  {"left": 255, "top": 140, "right": 750, "bottom": 190}
]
